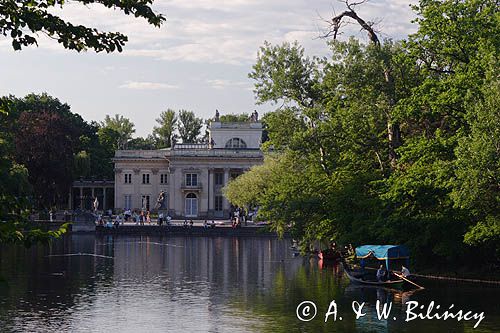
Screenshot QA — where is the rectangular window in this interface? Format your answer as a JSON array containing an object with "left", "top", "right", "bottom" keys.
[
  {"left": 141, "top": 195, "right": 150, "bottom": 211},
  {"left": 142, "top": 174, "right": 150, "bottom": 184},
  {"left": 215, "top": 195, "right": 223, "bottom": 211},
  {"left": 185, "top": 173, "right": 198, "bottom": 186},
  {"left": 124, "top": 195, "right": 132, "bottom": 210},
  {"left": 124, "top": 174, "right": 132, "bottom": 184},
  {"left": 160, "top": 174, "right": 168, "bottom": 184},
  {"left": 215, "top": 172, "right": 223, "bottom": 186}
]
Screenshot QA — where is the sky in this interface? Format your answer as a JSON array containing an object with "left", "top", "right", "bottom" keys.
[{"left": 0, "top": 0, "right": 418, "bottom": 137}]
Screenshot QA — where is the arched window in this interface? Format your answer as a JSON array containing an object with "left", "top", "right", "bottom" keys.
[
  {"left": 185, "top": 193, "right": 198, "bottom": 217},
  {"left": 225, "top": 138, "right": 247, "bottom": 149}
]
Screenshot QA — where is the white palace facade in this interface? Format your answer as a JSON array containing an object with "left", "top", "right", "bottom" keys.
[{"left": 113, "top": 119, "right": 263, "bottom": 219}]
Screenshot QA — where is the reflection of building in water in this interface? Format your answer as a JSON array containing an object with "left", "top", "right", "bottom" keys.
[
  {"left": 104, "top": 236, "right": 301, "bottom": 290},
  {"left": 113, "top": 119, "right": 263, "bottom": 218}
]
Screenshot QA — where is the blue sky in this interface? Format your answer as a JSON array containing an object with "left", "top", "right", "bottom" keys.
[{"left": 0, "top": 0, "right": 417, "bottom": 137}]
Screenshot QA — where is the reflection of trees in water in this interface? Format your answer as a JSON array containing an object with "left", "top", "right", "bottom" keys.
[
  {"left": 226, "top": 259, "right": 358, "bottom": 333},
  {"left": 0, "top": 234, "right": 113, "bottom": 331}
]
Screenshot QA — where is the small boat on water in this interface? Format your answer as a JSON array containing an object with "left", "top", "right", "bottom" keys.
[
  {"left": 318, "top": 249, "right": 342, "bottom": 261},
  {"left": 343, "top": 265, "right": 405, "bottom": 288},
  {"left": 343, "top": 244, "right": 414, "bottom": 289}
]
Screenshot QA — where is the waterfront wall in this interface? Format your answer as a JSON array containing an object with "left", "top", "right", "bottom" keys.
[{"left": 95, "top": 225, "right": 287, "bottom": 237}]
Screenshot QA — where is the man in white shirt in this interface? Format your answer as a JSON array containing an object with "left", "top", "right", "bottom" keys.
[{"left": 401, "top": 266, "right": 411, "bottom": 277}]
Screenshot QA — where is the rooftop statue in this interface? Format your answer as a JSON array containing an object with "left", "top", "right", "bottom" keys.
[{"left": 250, "top": 110, "right": 259, "bottom": 122}]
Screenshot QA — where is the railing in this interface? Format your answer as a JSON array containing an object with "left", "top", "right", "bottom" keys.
[
  {"left": 114, "top": 150, "right": 168, "bottom": 159},
  {"left": 114, "top": 148, "right": 263, "bottom": 159},
  {"left": 171, "top": 149, "right": 263, "bottom": 158},
  {"left": 180, "top": 182, "right": 203, "bottom": 190}
]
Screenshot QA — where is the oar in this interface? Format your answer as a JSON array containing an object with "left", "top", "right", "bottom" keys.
[{"left": 394, "top": 272, "right": 425, "bottom": 289}]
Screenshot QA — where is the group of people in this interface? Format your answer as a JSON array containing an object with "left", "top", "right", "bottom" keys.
[
  {"left": 157, "top": 212, "right": 172, "bottom": 226},
  {"left": 203, "top": 220, "right": 217, "bottom": 229},
  {"left": 230, "top": 207, "right": 246, "bottom": 228},
  {"left": 97, "top": 209, "right": 163, "bottom": 228},
  {"left": 376, "top": 264, "right": 411, "bottom": 282},
  {"left": 123, "top": 209, "right": 153, "bottom": 225}
]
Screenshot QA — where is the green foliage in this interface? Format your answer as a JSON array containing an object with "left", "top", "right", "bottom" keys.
[
  {"left": 230, "top": 0, "right": 500, "bottom": 270},
  {"left": 219, "top": 113, "right": 249, "bottom": 123},
  {"left": 178, "top": 110, "right": 203, "bottom": 143},
  {"left": 74, "top": 150, "right": 91, "bottom": 178},
  {"left": 0, "top": 0, "right": 164, "bottom": 246},
  {"left": 0, "top": 0, "right": 164, "bottom": 52},
  {"left": 7, "top": 95, "right": 86, "bottom": 209},
  {"left": 152, "top": 109, "right": 177, "bottom": 148},
  {"left": 101, "top": 114, "right": 135, "bottom": 149},
  {"left": 249, "top": 41, "right": 321, "bottom": 108},
  {"left": 128, "top": 135, "right": 156, "bottom": 150}
]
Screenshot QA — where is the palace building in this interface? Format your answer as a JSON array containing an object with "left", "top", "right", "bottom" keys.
[{"left": 112, "top": 117, "right": 263, "bottom": 219}]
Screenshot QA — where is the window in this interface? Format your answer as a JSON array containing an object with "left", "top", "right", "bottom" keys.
[
  {"left": 215, "top": 172, "right": 223, "bottom": 186},
  {"left": 215, "top": 195, "right": 223, "bottom": 211},
  {"left": 160, "top": 174, "right": 168, "bottom": 184},
  {"left": 225, "top": 138, "right": 247, "bottom": 149},
  {"left": 124, "top": 174, "right": 132, "bottom": 184},
  {"left": 185, "top": 193, "right": 198, "bottom": 216},
  {"left": 230, "top": 172, "right": 241, "bottom": 180},
  {"left": 124, "top": 195, "right": 132, "bottom": 210},
  {"left": 185, "top": 173, "right": 198, "bottom": 186},
  {"left": 142, "top": 173, "right": 150, "bottom": 184},
  {"left": 141, "top": 195, "right": 150, "bottom": 211}
]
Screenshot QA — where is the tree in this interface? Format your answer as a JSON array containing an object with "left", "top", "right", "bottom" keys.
[
  {"left": 15, "top": 110, "right": 80, "bottom": 209},
  {"left": 0, "top": 0, "right": 165, "bottom": 52},
  {"left": 219, "top": 113, "right": 249, "bottom": 123},
  {"left": 0, "top": 0, "right": 164, "bottom": 245},
  {"left": 178, "top": 110, "right": 203, "bottom": 143},
  {"left": 101, "top": 114, "right": 135, "bottom": 149},
  {"left": 128, "top": 135, "right": 156, "bottom": 150},
  {"left": 453, "top": 67, "right": 500, "bottom": 256},
  {"left": 152, "top": 109, "right": 177, "bottom": 148},
  {"left": 238, "top": 0, "right": 500, "bottom": 271}
]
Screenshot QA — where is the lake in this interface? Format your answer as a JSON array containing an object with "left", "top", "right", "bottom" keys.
[{"left": 0, "top": 235, "right": 498, "bottom": 332}]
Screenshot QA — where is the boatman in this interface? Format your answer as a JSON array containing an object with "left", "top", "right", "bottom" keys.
[
  {"left": 376, "top": 265, "right": 386, "bottom": 282},
  {"left": 401, "top": 265, "right": 411, "bottom": 277}
]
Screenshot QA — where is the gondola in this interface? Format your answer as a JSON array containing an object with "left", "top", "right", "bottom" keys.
[
  {"left": 343, "top": 244, "right": 415, "bottom": 289},
  {"left": 343, "top": 263, "right": 405, "bottom": 288}
]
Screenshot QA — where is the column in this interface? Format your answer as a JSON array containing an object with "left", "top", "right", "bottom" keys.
[
  {"left": 152, "top": 168, "right": 159, "bottom": 210},
  {"left": 68, "top": 187, "right": 72, "bottom": 210},
  {"left": 222, "top": 168, "right": 230, "bottom": 217},
  {"left": 103, "top": 187, "right": 107, "bottom": 211},
  {"left": 114, "top": 168, "right": 121, "bottom": 212},
  {"left": 169, "top": 167, "right": 176, "bottom": 216},
  {"left": 79, "top": 187, "right": 83, "bottom": 209},
  {"left": 133, "top": 169, "right": 140, "bottom": 210},
  {"left": 208, "top": 168, "right": 214, "bottom": 212}
]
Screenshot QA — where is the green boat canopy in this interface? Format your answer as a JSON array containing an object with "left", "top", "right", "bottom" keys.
[{"left": 355, "top": 245, "right": 410, "bottom": 270}]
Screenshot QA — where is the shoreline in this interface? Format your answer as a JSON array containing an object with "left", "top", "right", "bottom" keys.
[{"left": 94, "top": 224, "right": 289, "bottom": 237}]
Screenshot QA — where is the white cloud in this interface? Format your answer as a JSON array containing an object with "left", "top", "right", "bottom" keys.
[
  {"left": 207, "top": 79, "right": 249, "bottom": 90},
  {"left": 0, "top": 0, "right": 418, "bottom": 64},
  {"left": 119, "top": 81, "right": 179, "bottom": 90}
]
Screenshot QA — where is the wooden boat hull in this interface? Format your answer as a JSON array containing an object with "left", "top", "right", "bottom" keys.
[{"left": 344, "top": 267, "right": 405, "bottom": 288}]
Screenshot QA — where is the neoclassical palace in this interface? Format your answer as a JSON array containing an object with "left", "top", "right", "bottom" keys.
[{"left": 112, "top": 119, "right": 263, "bottom": 219}]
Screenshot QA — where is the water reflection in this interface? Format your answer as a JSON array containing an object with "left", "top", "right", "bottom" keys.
[{"left": 0, "top": 235, "right": 498, "bottom": 332}]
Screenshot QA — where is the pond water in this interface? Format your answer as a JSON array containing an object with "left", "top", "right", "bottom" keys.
[{"left": 0, "top": 235, "right": 498, "bottom": 332}]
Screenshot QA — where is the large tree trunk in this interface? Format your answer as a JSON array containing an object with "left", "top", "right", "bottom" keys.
[{"left": 324, "top": 1, "right": 402, "bottom": 169}]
